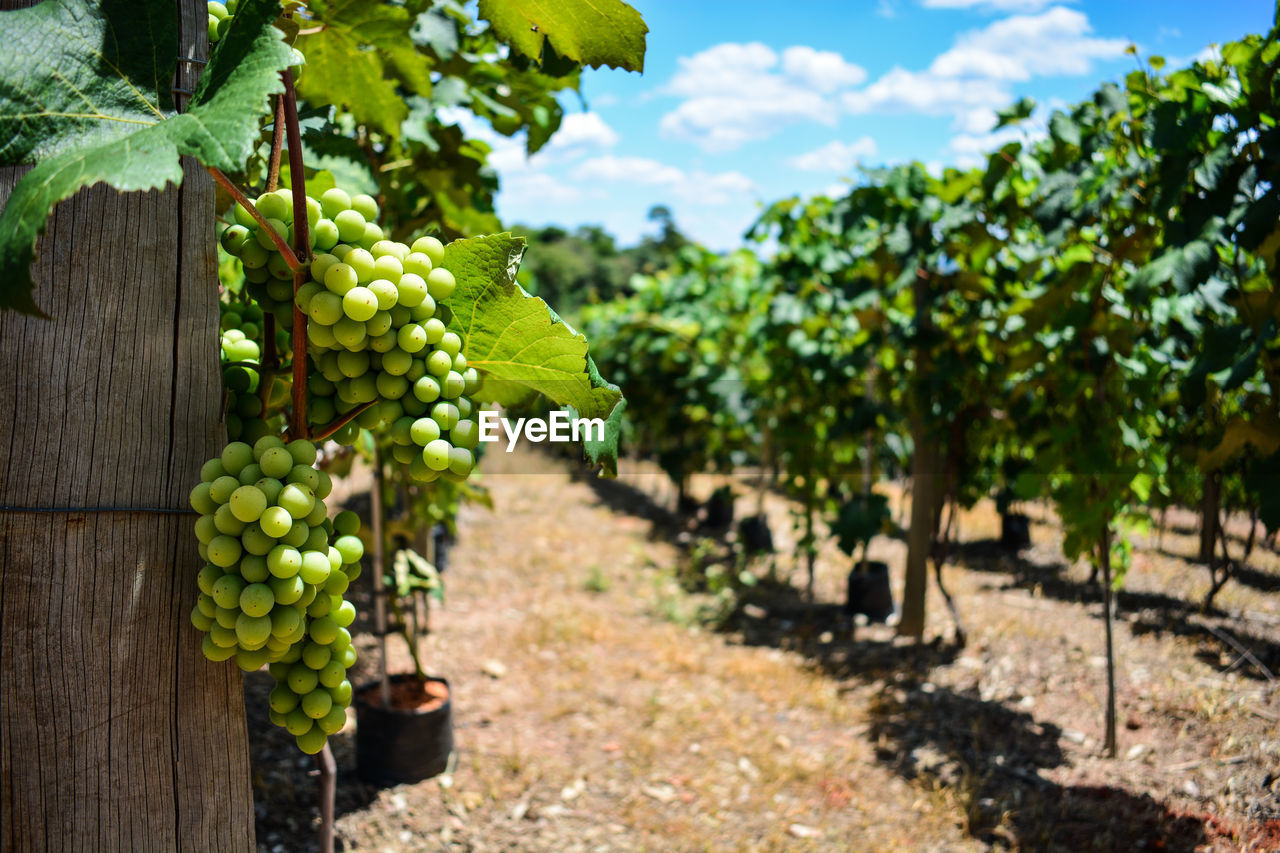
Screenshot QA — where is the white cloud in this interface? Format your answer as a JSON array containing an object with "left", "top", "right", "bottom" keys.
[
  {"left": 780, "top": 46, "right": 868, "bottom": 92},
  {"left": 843, "top": 7, "right": 1127, "bottom": 125},
  {"left": 500, "top": 173, "right": 586, "bottom": 204},
  {"left": 544, "top": 112, "right": 620, "bottom": 152},
  {"left": 788, "top": 138, "right": 878, "bottom": 172},
  {"left": 843, "top": 68, "right": 1012, "bottom": 114},
  {"left": 658, "top": 42, "right": 867, "bottom": 151},
  {"left": 929, "top": 7, "right": 1128, "bottom": 80},
  {"left": 922, "top": 0, "right": 1058, "bottom": 11},
  {"left": 571, "top": 156, "right": 754, "bottom": 205}
]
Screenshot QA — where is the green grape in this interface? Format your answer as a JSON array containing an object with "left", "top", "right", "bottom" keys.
[
  {"left": 337, "top": 349, "right": 370, "bottom": 379},
  {"left": 269, "top": 685, "right": 300, "bottom": 714},
  {"left": 334, "top": 209, "right": 366, "bottom": 243},
  {"left": 448, "top": 447, "right": 474, "bottom": 477},
  {"left": 256, "top": 192, "right": 290, "bottom": 222},
  {"left": 431, "top": 402, "right": 459, "bottom": 431},
  {"left": 241, "top": 523, "right": 276, "bottom": 556},
  {"left": 236, "top": 647, "right": 272, "bottom": 672},
  {"left": 201, "top": 458, "right": 227, "bottom": 482},
  {"left": 332, "top": 317, "right": 367, "bottom": 349},
  {"left": 202, "top": 634, "right": 237, "bottom": 661},
  {"left": 255, "top": 477, "right": 284, "bottom": 505},
  {"left": 301, "top": 642, "right": 331, "bottom": 671},
  {"left": 299, "top": 550, "right": 331, "bottom": 585},
  {"left": 194, "top": 513, "right": 218, "bottom": 544},
  {"left": 301, "top": 689, "right": 333, "bottom": 720},
  {"left": 367, "top": 278, "right": 398, "bottom": 310},
  {"left": 285, "top": 708, "right": 313, "bottom": 736},
  {"left": 296, "top": 726, "right": 328, "bottom": 755},
  {"left": 423, "top": 317, "right": 447, "bottom": 344},
  {"left": 288, "top": 664, "right": 320, "bottom": 695},
  {"left": 342, "top": 287, "right": 378, "bottom": 322},
  {"left": 423, "top": 439, "right": 451, "bottom": 471},
  {"left": 239, "top": 583, "right": 275, "bottom": 618},
  {"left": 207, "top": 535, "right": 242, "bottom": 568},
  {"left": 414, "top": 375, "right": 441, "bottom": 403},
  {"left": 361, "top": 222, "right": 384, "bottom": 245},
  {"left": 314, "top": 219, "right": 340, "bottom": 251},
  {"left": 191, "top": 606, "right": 215, "bottom": 632},
  {"left": 372, "top": 255, "right": 403, "bottom": 282},
  {"left": 333, "top": 511, "right": 360, "bottom": 536},
  {"left": 349, "top": 193, "right": 378, "bottom": 221},
  {"left": 208, "top": 474, "right": 240, "bottom": 504},
  {"left": 403, "top": 251, "right": 433, "bottom": 278},
  {"left": 259, "top": 505, "right": 293, "bottom": 538},
  {"left": 286, "top": 465, "right": 321, "bottom": 491},
  {"left": 319, "top": 188, "right": 351, "bottom": 218},
  {"left": 214, "top": 605, "right": 239, "bottom": 630},
  {"left": 269, "top": 573, "right": 304, "bottom": 605},
  {"left": 267, "top": 544, "right": 302, "bottom": 578},
  {"left": 425, "top": 350, "right": 452, "bottom": 378},
  {"left": 442, "top": 371, "right": 465, "bottom": 399},
  {"left": 241, "top": 553, "right": 271, "bottom": 582},
  {"left": 375, "top": 372, "right": 409, "bottom": 400},
  {"left": 258, "top": 446, "right": 293, "bottom": 479},
  {"left": 427, "top": 267, "right": 456, "bottom": 301},
  {"left": 210, "top": 573, "right": 246, "bottom": 609},
  {"left": 318, "top": 705, "right": 347, "bottom": 735},
  {"left": 438, "top": 332, "right": 462, "bottom": 358},
  {"left": 328, "top": 678, "right": 354, "bottom": 706},
  {"left": 412, "top": 235, "right": 445, "bottom": 266},
  {"left": 235, "top": 612, "right": 273, "bottom": 646},
  {"left": 254, "top": 218, "right": 288, "bottom": 251},
  {"left": 197, "top": 564, "right": 223, "bottom": 595},
  {"left": 333, "top": 599, "right": 357, "bottom": 628},
  {"left": 410, "top": 417, "right": 441, "bottom": 446},
  {"left": 228, "top": 485, "right": 267, "bottom": 523},
  {"left": 324, "top": 570, "right": 350, "bottom": 596},
  {"left": 209, "top": 621, "right": 238, "bottom": 647}
]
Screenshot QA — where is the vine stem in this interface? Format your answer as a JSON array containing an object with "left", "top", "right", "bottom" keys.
[
  {"left": 266, "top": 95, "right": 285, "bottom": 193},
  {"left": 282, "top": 67, "right": 310, "bottom": 441},
  {"left": 205, "top": 166, "right": 303, "bottom": 272},
  {"left": 309, "top": 401, "right": 378, "bottom": 443}
]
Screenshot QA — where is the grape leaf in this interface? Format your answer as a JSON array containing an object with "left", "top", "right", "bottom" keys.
[
  {"left": 477, "top": 0, "right": 647, "bottom": 73},
  {"left": 293, "top": 0, "right": 433, "bottom": 139},
  {"left": 443, "top": 233, "right": 624, "bottom": 474},
  {"left": 0, "top": 0, "right": 293, "bottom": 315}
]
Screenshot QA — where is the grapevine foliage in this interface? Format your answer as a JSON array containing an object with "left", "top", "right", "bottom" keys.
[{"left": 0, "top": 0, "right": 293, "bottom": 314}]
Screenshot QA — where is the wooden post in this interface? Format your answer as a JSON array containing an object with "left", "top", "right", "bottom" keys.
[{"left": 0, "top": 1, "right": 255, "bottom": 848}]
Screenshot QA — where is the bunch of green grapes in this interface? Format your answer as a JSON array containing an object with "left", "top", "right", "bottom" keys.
[
  {"left": 189, "top": 436, "right": 360, "bottom": 754},
  {"left": 222, "top": 186, "right": 482, "bottom": 482},
  {"left": 207, "top": 0, "right": 236, "bottom": 43},
  {"left": 219, "top": 188, "right": 310, "bottom": 328}
]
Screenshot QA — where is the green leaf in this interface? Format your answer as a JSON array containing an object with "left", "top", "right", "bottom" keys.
[
  {"left": 294, "top": 0, "right": 433, "bottom": 138},
  {"left": 477, "top": 0, "right": 648, "bottom": 72},
  {"left": 443, "top": 233, "right": 625, "bottom": 472},
  {"left": 0, "top": 0, "right": 293, "bottom": 314}
]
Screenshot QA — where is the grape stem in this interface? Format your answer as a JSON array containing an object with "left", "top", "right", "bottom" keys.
[
  {"left": 282, "top": 67, "right": 310, "bottom": 441},
  {"left": 205, "top": 166, "right": 303, "bottom": 273},
  {"left": 258, "top": 313, "right": 278, "bottom": 412},
  {"left": 266, "top": 95, "right": 285, "bottom": 193},
  {"left": 309, "top": 401, "right": 377, "bottom": 443}
]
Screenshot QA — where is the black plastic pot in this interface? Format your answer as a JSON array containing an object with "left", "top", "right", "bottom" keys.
[
  {"left": 355, "top": 675, "right": 453, "bottom": 785},
  {"left": 1001, "top": 512, "right": 1031, "bottom": 551},
  {"left": 738, "top": 514, "right": 774, "bottom": 554},
  {"left": 845, "top": 561, "right": 894, "bottom": 623}
]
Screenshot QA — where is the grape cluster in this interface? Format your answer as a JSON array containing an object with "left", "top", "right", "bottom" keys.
[
  {"left": 207, "top": 0, "right": 235, "bottom": 44},
  {"left": 220, "top": 185, "right": 482, "bottom": 482},
  {"left": 220, "top": 189, "right": 305, "bottom": 328},
  {"left": 189, "top": 436, "right": 361, "bottom": 754}
]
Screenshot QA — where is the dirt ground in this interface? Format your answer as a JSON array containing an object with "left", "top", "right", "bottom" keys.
[{"left": 246, "top": 447, "right": 1280, "bottom": 852}]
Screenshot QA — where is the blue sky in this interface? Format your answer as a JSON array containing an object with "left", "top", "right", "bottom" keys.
[{"left": 461, "top": 0, "right": 1276, "bottom": 250}]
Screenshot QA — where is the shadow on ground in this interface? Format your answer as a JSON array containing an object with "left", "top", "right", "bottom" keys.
[
  {"left": 868, "top": 680, "right": 1212, "bottom": 851},
  {"left": 948, "top": 539, "right": 1280, "bottom": 681}
]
